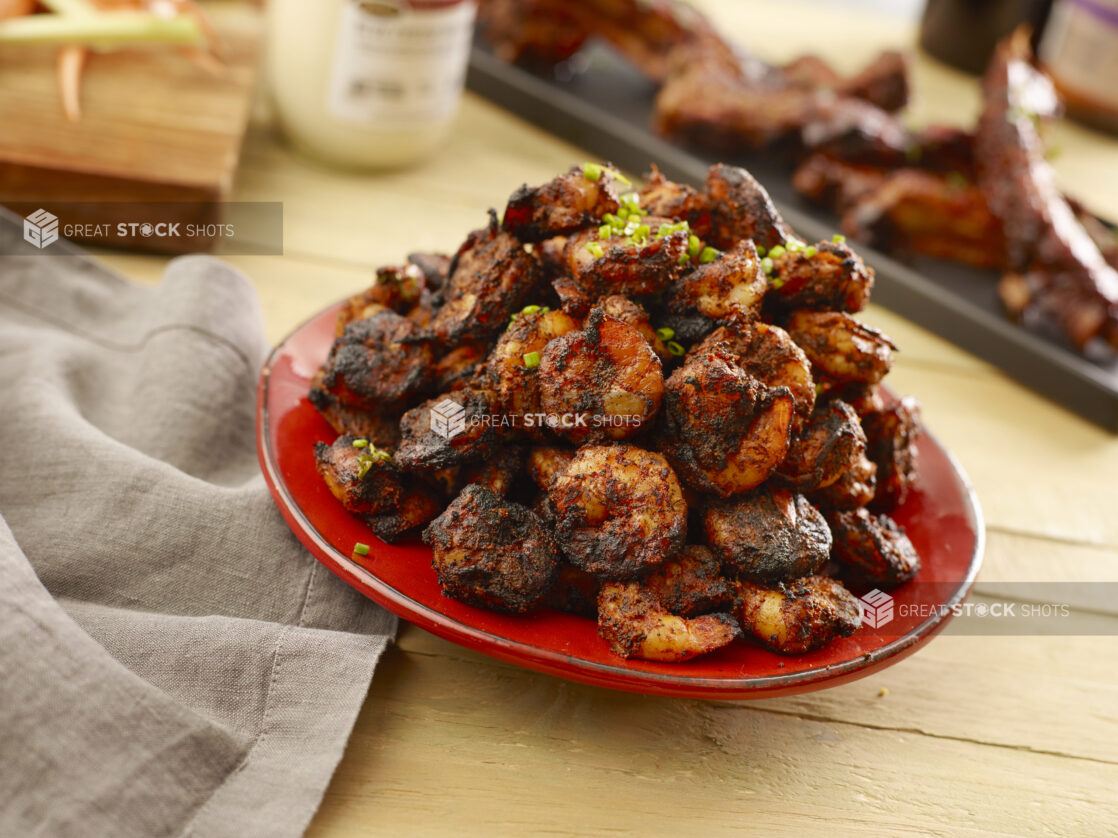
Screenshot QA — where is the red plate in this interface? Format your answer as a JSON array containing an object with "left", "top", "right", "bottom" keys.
[{"left": 258, "top": 302, "right": 984, "bottom": 699}]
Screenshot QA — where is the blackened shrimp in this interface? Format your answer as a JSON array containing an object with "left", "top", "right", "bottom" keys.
[
  {"left": 548, "top": 444, "right": 686, "bottom": 579},
  {"left": 543, "top": 561, "right": 602, "bottom": 619},
  {"left": 664, "top": 240, "right": 768, "bottom": 326},
  {"left": 764, "top": 239, "right": 874, "bottom": 313},
  {"left": 539, "top": 308, "right": 664, "bottom": 443},
  {"left": 778, "top": 400, "right": 867, "bottom": 492},
  {"left": 703, "top": 487, "right": 831, "bottom": 583},
  {"left": 597, "top": 294, "right": 670, "bottom": 362},
  {"left": 735, "top": 575, "right": 862, "bottom": 655},
  {"left": 697, "top": 321, "right": 816, "bottom": 431},
  {"left": 810, "top": 448, "right": 878, "bottom": 509},
  {"left": 430, "top": 213, "right": 541, "bottom": 346},
  {"left": 313, "top": 309, "right": 435, "bottom": 413},
  {"left": 557, "top": 223, "right": 690, "bottom": 300},
  {"left": 394, "top": 390, "right": 499, "bottom": 471},
  {"left": 503, "top": 163, "right": 625, "bottom": 241},
  {"left": 658, "top": 344, "right": 795, "bottom": 497},
  {"left": 315, "top": 435, "right": 440, "bottom": 542},
  {"left": 830, "top": 507, "right": 921, "bottom": 589},
  {"left": 597, "top": 581, "right": 740, "bottom": 662},
  {"left": 638, "top": 165, "right": 711, "bottom": 237},
  {"left": 785, "top": 310, "right": 895, "bottom": 385},
  {"left": 482, "top": 307, "right": 579, "bottom": 432},
  {"left": 434, "top": 342, "right": 489, "bottom": 392},
  {"left": 335, "top": 263, "right": 431, "bottom": 335},
  {"left": 862, "top": 395, "right": 922, "bottom": 508},
  {"left": 307, "top": 381, "right": 403, "bottom": 450},
  {"left": 526, "top": 445, "right": 575, "bottom": 490},
  {"left": 642, "top": 545, "right": 733, "bottom": 617},
  {"left": 704, "top": 163, "right": 792, "bottom": 251},
  {"left": 423, "top": 485, "right": 560, "bottom": 613}
]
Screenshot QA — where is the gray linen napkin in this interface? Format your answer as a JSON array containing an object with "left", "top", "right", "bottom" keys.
[{"left": 0, "top": 214, "right": 395, "bottom": 838}]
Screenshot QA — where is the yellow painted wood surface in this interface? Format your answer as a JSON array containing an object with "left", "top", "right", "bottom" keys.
[{"left": 97, "top": 2, "right": 1118, "bottom": 835}]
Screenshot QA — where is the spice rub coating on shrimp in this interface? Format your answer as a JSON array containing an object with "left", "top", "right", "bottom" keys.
[
  {"left": 315, "top": 435, "right": 440, "bottom": 542},
  {"left": 548, "top": 444, "right": 686, "bottom": 579},
  {"left": 764, "top": 239, "right": 874, "bottom": 313},
  {"left": 395, "top": 390, "right": 499, "bottom": 471},
  {"left": 313, "top": 309, "right": 435, "bottom": 416},
  {"left": 735, "top": 575, "right": 862, "bottom": 655},
  {"left": 658, "top": 344, "right": 795, "bottom": 497},
  {"left": 862, "top": 395, "right": 922, "bottom": 508},
  {"left": 539, "top": 308, "right": 664, "bottom": 443},
  {"left": 778, "top": 399, "right": 867, "bottom": 492},
  {"left": 503, "top": 163, "right": 625, "bottom": 242},
  {"left": 664, "top": 240, "right": 768, "bottom": 325},
  {"left": 642, "top": 545, "right": 733, "bottom": 617},
  {"left": 424, "top": 484, "right": 561, "bottom": 613},
  {"left": 482, "top": 307, "right": 579, "bottom": 433},
  {"left": 785, "top": 310, "right": 895, "bottom": 385},
  {"left": 830, "top": 507, "right": 920, "bottom": 589},
  {"left": 430, "top": 212, "right": 542, "bottom": 346},
  {"left": 598, "top": 581, "right": 740, "bottom": 662},
  {"left": 703, "top": 487, "right": 831, "bottom": 583},
  {"left": 704, "top": 163, "right": 792, "bottom": 251},
  {"left": 557, "top": 223, "right": 690, "bottom": 300}
]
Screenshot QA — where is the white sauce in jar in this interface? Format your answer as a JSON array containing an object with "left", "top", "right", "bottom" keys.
[{"left": 267, "top": 0, "right": 477, "bottom": 169}]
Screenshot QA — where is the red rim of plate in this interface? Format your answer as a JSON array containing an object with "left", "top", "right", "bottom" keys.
[{"left": 257, "top": 301, "right": 985, "bottom": 699}]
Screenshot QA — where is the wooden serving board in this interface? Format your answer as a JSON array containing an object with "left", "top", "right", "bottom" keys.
[{"left": 0, "top": 3, "right": 261, "bottom": 253}]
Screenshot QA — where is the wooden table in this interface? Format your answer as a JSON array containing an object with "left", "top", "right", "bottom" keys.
[{"left": 99, "top": 2, "right": 1118, "bottom": 835}]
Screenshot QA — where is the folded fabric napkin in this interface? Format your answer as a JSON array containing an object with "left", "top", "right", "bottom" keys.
[{"left": 0, "top": 212, "right": 395, "bottom": 838}]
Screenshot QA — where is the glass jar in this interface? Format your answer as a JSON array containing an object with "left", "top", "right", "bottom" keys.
[
  {"left": 1039, "top": 0, "right": 1118, "bottom": 135},
  {"left": 266, "top": 0, "right": 478, "bottom": 170}
]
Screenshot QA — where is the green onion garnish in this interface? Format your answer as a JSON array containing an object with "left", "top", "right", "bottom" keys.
[
  {"left": 523, "top": 351, "right": 541, "bottom": 368},
  {"left": 832, "top": 234, "right": 846, "bottom": 243},
  {"left": 699, "top": 247, "right": 719, "bottom": 263},
  {"left": 352, "top": 439, "right": 369, "bottom": 448},
  {"left": 666, "top": 340, "right": 686, "bottom": 357},
  {"left": 688, "top": 235, "right": 702, "bottom": 258},
  {"left": 656, "top": 326, "right": 675, "bottom": 341},
  {"left": 581, "top": 162, "right": 603, "bottom": 181},
  {"left": 761, "top": 257, "right": 774, "bottom": 275},
  {"left": 357, "top": 459, "right": 372, "bottom": 479},
  {"left": 770, "top": 276, "right": 787, "bottom": 290},
  {"left": 599, "top": 224, "right": 613, "bottom": 239},
  {"left": 768, "top": 245, "right": 786, "bottom": 259},
  {"left": 353, "top": 542, "right": 370, "bottom": 556},
  {"left": 603, "top": 213, "right": 621, "bottom": 226},
  {"left": 586, "top": 242, "right": 605, "bottom": 259},
  {"left": 755, "top": 244, "right": 767, "bottom": 258},
  {"left": 804, "top": 245, "right": 817, "bottom": 258},
  {"left": 522, "top": 304, "right": 540, "bottom": 315},
  {"left": 678, "top": 252, "right": 691, "bottom": 265}
]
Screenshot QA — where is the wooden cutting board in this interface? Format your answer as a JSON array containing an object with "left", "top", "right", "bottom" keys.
[{"left": 0, "top": 3, "right": 261, "bottom": 253}]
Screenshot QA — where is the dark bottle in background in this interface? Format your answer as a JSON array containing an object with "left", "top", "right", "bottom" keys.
[{"left": 918, "top": 0, "right": 1053, "bottom": 74}]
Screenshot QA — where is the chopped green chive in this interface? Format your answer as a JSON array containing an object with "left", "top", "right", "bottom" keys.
[
  {"left": 666, "top": 340, "right": 686, "bottom": 357},
  {"left": 620, "top": 191, "right": 642, "bottom": 210},
  {"left": 541, "top": 306, "right": 551, "bottom": 313},
  {"left": 632, "top": 224, "right": 651, "bottom": 242},
  {"left": 787, "top": 239, "right": 803, "bottom": 252},
  {"left": 581, "top": 162, "right": 603, "bottom": 181},
  {"left": 814, "top": 382, "right": 824, "bottom": 396},
  {"left": 357, "top": 459, "right": 373, "bottom": 479},
  {"left": 521, "top": 304, "right": 540, "bottom": 315},
  {"left": 353, "top": 542, "right": 370, "bottom": 556},
  {"left": 352, "top": 439, "right": 369, "bottom": 448},
  {"left": 612, "top": 170, "right": 632, "bottom": 186},
  {"left": 770, "top": 276, "right": 787, "bottom": 290},
  {"left": 656, "top": 326, "right": 675, "bottom": 341},
  {"left": 509, "top": 312, "right": 519, "bottom": 322},
  {"left": 603, "top": 213, "right": 621, "bottom": 226},
  {"left": 699, "top": 246, "right": 719, "bottom": 263},
  {"left": 678, "top": 252, "right": 692, "bottom": 265},
  {"left": 804, "top": 245, "right": 817, "bottom": 258},
  {"left": 832, "top": 234, "right": 846, "bottom": 243},
  {"left": 599, "top": 224, "right": 613, "bottom": 239},
  {"left": 688, "top": 234, "right": 702, "bottom": 258},
  {"left": 755, "top": 244, "right": 767, "bottom": 258},
  {"left": 761, "top": 257, "right": 774, "bottom": 275},
  {"left": 523, "top": 351, "right": 541, "bottom": 368},
  {"left": 768, "top": 245, "right": 786, "bottom": 259},
  {"left": 586, "top": 242, "right": 605, "bottom": 259}
]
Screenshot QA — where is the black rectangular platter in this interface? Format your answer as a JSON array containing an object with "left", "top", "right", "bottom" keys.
[{"left": 467, "top": 42, "right": 1118, "bottom": 432}]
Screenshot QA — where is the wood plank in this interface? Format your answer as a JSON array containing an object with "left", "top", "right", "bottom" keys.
[{"left": 306, "top": 639, "right": 1117, "bottom": 838}]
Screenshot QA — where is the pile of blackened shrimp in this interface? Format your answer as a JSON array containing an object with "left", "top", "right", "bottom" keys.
[{"left": 311, "top": 162, "right": 922, "bottom": 662}]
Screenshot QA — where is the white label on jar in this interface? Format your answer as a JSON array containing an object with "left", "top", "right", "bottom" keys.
[
  {"left": 1040, "top": 0, "right": 1118, "bottom": 109},
  {"left": 328, "top": 0, "right": 477, "bottom": 128}
]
